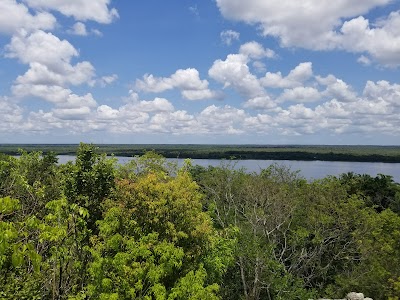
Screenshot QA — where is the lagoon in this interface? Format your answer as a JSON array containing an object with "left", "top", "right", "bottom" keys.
[{"left": 57, "top": 155, "right": 400, "bottom": 183}]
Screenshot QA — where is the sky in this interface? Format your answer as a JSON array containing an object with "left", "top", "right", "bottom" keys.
[{"left": 1, "top": 0, "right": 400, "bottom": 145}]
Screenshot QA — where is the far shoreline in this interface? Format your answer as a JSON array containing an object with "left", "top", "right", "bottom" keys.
[{"left": 1, "top": 144, "right": 400, "bottom": 163}]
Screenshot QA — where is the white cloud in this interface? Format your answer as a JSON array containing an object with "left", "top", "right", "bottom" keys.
[
  {"left": 14, "top": 61, "right": 95, "bottom": 87},
  {"left": 0, "top": 97, "right": 24, "bottom": 131},
  {"left": 261, "top": 62, "right": 313, "bottom": 88},
  {"left": 278, "top": 86, "right": 321, "bottom": 103},
  {"left": 68, "top": 22, "right": 88, "bottom": 36},
  {"left": 135, "top": 68, "right": 219, "bottom": 100},
  {"left": 135, "top": 98, "right": 175, "bottom": 113},
  {"left": 209, "top": 54, "right": 264, "bottom": 98},
  {"left": 286, "top": 104, "right": 315, "bottom": 120},
  {"left": 12, "top": 82, "right": 97, "bottom": 110},
  {"left": 197, "top": 105, "right": 247, "bottom": 134},
  {"left": 12, "top": 84, "right": 69, "bottom": 103},
  {"left": 244, "top": 95, "right": 277, "bottom": 110},
  {"left": 7, "top": 30, "right": 96, "bottom": 105},
  {"left": 97, "top": 74, "right": 118, "bottom": 87},
  {"left": 243, "top": 114, "right": 273, "bottom": 133},
  {"left": 4, "top": 73, "right": 400, "bottom": 137},
  {"left": 239, "top": 41, "right": 275, "bottom": 59},
  {"left": 338, "top": 12, "right": 400, "bottom": 66},
  {"left": 97, "top": 105, "right": 119, "bottom": 120},
  {"left": 317, "top": 75, "right": 357, "bottom": 102},
  {"left": 200, "top": 104, "right": 246, "bottom": 122},
  {"left": 216, "top": 0, "right": 391, "bottom": 47},
  {"left": 315, "top": 99, "right": 350, "bottom": 119},
  {"left": 135, "top": 74, "right": 172, "bottom": 93},
  {"left": 6, "top": 30, "right": 78, "bottom": 68},
  {"left": 150, "top": 110, "right": 198, "bottom": 134},
  {"left": 363, "top": 80, "right": 400, "bottom": 107},
  {"left": 220, "top": 30, "right": 240, "bottom": 45},
  {"left": 59, "top": 93, "right": 97, "bottom": 109},
  {"left": 347, "top": 98, "right": 390, "bottom": 116},
  {"left": 170, "top": 68, "right": 208, "bottom": 90},
  {"left": 216, "top": 0, "right": 400, "bottom": 66},
  {"left": 357, "top": 55, "right": 372, "bottom": 66},
  {"left": 90, "top": 95, "right": 195, "bottom": 134},
  {"left": 23, "top": 0, "right": 119, "bottom": 24},
  {"left": 252, "top": 61, "right": 266, "bottom": 73},
  {"left": 189, "top": 5, "right": 199, "bottom": 17},
  {"left": 0, "top": 1, "right": 119, "bottom": 134},
  {"left": 53, "top": 106, "right": 92, "bottom": 120},
  {"left": 91, "top": 29, "right": 103, "bottom": 36},
  {"left": 181, "top": 89, "right": 223, "bottom": 101},
  {"left": 0, "top": 0, "right": 56, "bottom": 34},
  {"left": 5, "top": 29, "right": 95, "bottom": 89},
  {"left": 116, "top": 96, "right": 175, "bottom": 123}
]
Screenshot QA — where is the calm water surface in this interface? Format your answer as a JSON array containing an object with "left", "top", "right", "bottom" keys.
[{"left": 57, "top": 155, "right": 400, "bottom": 183}]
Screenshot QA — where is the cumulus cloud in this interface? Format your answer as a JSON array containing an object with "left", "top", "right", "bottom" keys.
[
  {"left": 338, "top": 12, "right": 400, "bottom": 66},
  {"left": 198, "top": 105, "right": 247, "bottom": 134},
  {"left": 252, "top": 61, "right": 266, "bottom": 73},
  {"left": 134, "top": 98, "right": 175, "bottom": 113},
  {"left": 278, "top": 86, "right": 321, "bottom": 103},
  {"left": 12, "top": 82, "right": 96, "bottom": 107},
  {"left": 135, "top": 68, "right": 220, "bottom": 100},
  {"left": 216, "top": 0, "right": 400, "bottom": 66},
  {"left": 6, "top": 30, "right": 78, "bottom": 68},
  {"left": 6, "top": 30, "right": 96, "bottom": 107},
  {"left": 96, "top": 74, "right": 118, "bottom": 87},
  {"left": 220, "top": 30, "right": 240, "bottom": 45},
  {"left": 2, "top": 0, "right": 400, "bottom": 141},
  {"left": 97, "top": 105, "right": 119, "bottom": 120},
  {"left": 14, "top": 61, "right": 95, "bottom": 87},
  {"left": 149, "top": 110, "right": 198, "bottom": 134},
  {"left": 209, "top": 54, "right": 265, "bottom": 98},
  {"left": 97, "top": 94, "right": 174, "bottom": 124},
  {"left": 0, "top": 1, "right": 120, "bottom": 131},
  {"left": 363, "top": 80, "right": 400, "bottom": 107},
  {"left": 239, "top": 41, "right": 275, "bottom": 59},
  {"left": 4, "top": 76, "right": 400, "bottom": 138},
  {"left": 53, "top": 106, "right": 92, "bottom": 120},
  {"left": 357, "top": 55, "right": 372, "bottom": 66},
  {"left": 0, "top": 0, "right": 56, "bottom": 34},
  {"left": 93, "top": 95, "right": 194, "bottom": 134},
  {"left": 315, "top": 99, "right": 350, "bottom": 119},
  {"left": 23, "top": 0, "right": 119, "bottom": 23},
  {"left": 68, "top": 22, "right": 88, "bottom": 36},
  {"left": 317, "top": 75, "right": 357, "bottom": 102},
  {"left": 93, "top": 102, "right": 251, "bottom": 136},
  {"left": 261, "top": 62, "right": 313, "bottom": 88},
  {"left": 0, "top": 97, "right": 24, "bottom": 131},
  {"left": 244, "top": 95, "right": 277, "bottom": 111}
]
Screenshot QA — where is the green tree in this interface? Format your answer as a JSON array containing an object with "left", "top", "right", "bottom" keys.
[
  {"left": 62, "top": 143, "right": 116, "bottom": 232},
  {"left": 85, "top": 161, "right": 233, "bottom": 299},
  {"left": 0, "top": 151, "right": 61, "bottom": 218},
  {"left": 339, "top": 172, "right": 400, "bottom": 213},
  {"left": 195, "top": 163, "right": 314, "bottom": 300},
  {"left": 334, "top": 208, "right": 400, "bottom": 299}
]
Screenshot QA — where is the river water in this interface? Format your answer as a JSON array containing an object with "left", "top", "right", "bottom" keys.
[{"left": 57, "top": 155, "right": 400, "bottom": 183}]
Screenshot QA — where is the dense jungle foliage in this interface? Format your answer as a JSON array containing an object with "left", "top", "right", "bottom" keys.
[{"left": 1, "top": 143, "right": 400, "bottom": 299}]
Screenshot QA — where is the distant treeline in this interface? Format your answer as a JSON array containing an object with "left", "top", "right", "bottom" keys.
[{"left": 1, "top": 144, "right": 400, "bottom": 162}]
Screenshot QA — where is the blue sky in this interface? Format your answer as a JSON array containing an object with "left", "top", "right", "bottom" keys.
[{"left": 1, "top": 0, "right": 400, "bottom": 144}]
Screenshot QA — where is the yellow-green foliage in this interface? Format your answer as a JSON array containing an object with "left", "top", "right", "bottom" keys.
[{"left": 86, "top": 165, "right": 233, "bottom": 299}]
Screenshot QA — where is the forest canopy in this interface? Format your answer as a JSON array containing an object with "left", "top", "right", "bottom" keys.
[{"left": 0, "top": 143, "right": 400, "bottom": 300}]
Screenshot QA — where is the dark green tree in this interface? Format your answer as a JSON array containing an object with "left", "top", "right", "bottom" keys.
[{"left": 62, "top": 143, "right": 116, "bottom": 232}]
